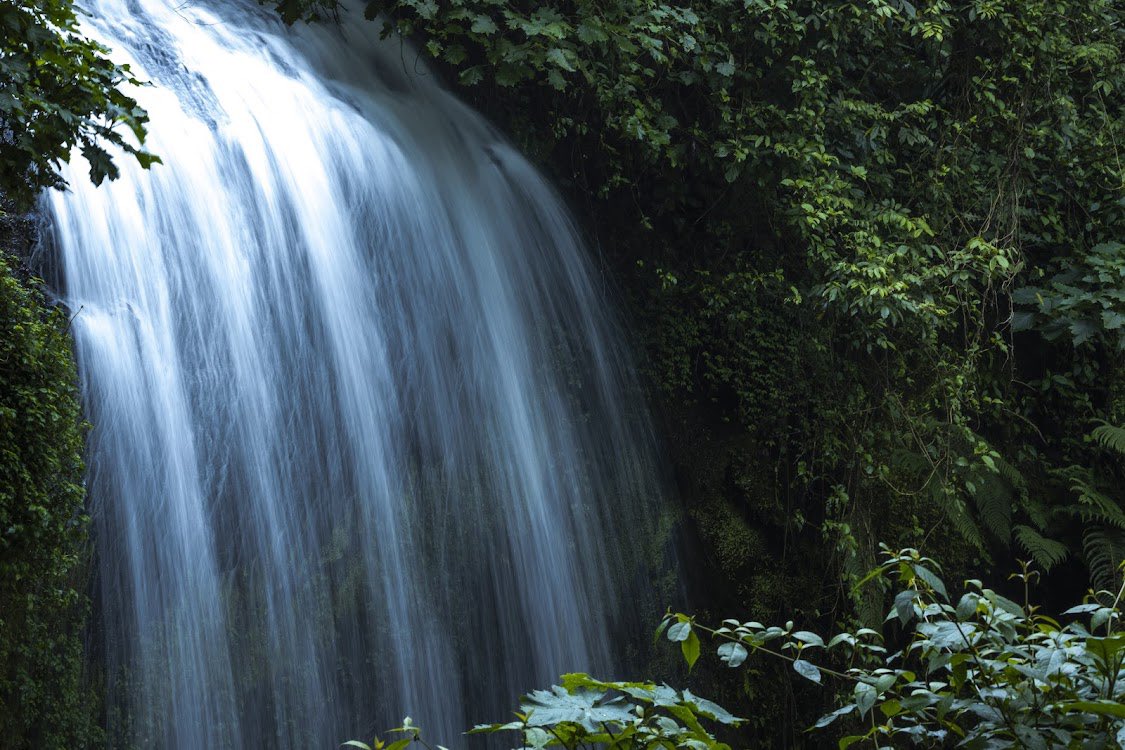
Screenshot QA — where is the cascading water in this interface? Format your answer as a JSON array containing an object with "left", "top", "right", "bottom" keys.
[{"left": 42, "top": 1, "right": 668, "bottom": 747}]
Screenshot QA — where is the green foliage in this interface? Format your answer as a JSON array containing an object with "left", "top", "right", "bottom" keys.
[
  {"left": 1092, "top": 422, "right": 1125, "bottom": 456},
  {"left": 0, "top": 0, "right": 158, "bottom": 204},
  {"left": 349, "top": 678, "right": 741, "bottom": 750},
  {"left": 0, "top": 255, "right": 99, "bottom": 747},
  {"left": 470, "top": 674, "right": 741, "bottom": 750},
  {"left": 671, "top": 548, "right": 1125, "bottom": 748},
  {"left": 1056, "top": 420, "right": 1125, "bottom": 591},
  {"left": 1013, "top": 243, "right": 1125, "bottom": 351}
]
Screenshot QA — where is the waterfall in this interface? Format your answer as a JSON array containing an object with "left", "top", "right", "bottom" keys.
[{"left": 42, "top": 1, "right": 667, "bottom": 747}]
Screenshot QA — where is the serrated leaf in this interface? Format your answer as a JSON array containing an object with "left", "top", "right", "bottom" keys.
[
  {"left": 545, "top": 47, "right": 576, "bottom": 72},
  {"left": 471, "top": 15, "right": 498, "bottom": 34}
]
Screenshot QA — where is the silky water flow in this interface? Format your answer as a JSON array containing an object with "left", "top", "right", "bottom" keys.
[{"left": 42, "top": 1, "right": 669, "bottom": 747}]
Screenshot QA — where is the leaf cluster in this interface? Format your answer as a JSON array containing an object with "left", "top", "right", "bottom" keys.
[
  {"left": 0, "top": 254, "right": 99, "bottom": 747},
  {"left": 350, "top": 676, "right": 742, "bottom": 750},
  {"left": 0, "top": 0, "right": 158, "bottom": 205},
  {"left": 671, "top": 548, "right": 1125, "bottom": 748}
]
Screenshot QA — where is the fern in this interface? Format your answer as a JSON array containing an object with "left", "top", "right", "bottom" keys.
[
  {"left": 995, "top": 454, "right": 1029, "bottom": 495},
  {"left": 1022, "top": 496, "right": 1051, "bottom": 533},
  {"left": 1082, "top": 527, "right": 1125, "bottom": 592},
  {"left": 937, "top": 490, "right": 985, "bottom": 552},
  {"left": 1013, "top": 525, "right": 1070, "bottom": 571},
  {"left": 1091, "top": 421, "right": 1125, "bottom": 457},
  {"left": 1068, "top": 474, "right": 1125, "bottom": 528},
  {"left": 972, "top": 471, "right": 1013, "bottom": 542}
]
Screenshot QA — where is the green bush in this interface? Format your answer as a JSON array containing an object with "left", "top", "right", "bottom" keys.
[
  {"left": 671, "top": 548, "right": 1125, "bottom": 748},
  {"left": 0, "top": 256, "right": 99, "bottom": 747}
]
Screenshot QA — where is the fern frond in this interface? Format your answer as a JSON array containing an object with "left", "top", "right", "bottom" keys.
[
  {"left": 1070, "top": 477, "right": 1125, "bottom": 528},
  {"left": 994, "top": 454, "right": 1028, "bottom": 496},
  {"left": 1082, "top": 527, "right": 1125, "bottom": 592},
  {"left": 972, "top": 472, "right": 1013, "bottom": 541},
  {"left": 890, "top": 447, "right": 931, "bottom": 475},
  {"left": 937, "top": 491, "right": 985, "bottom": 552},
  {"left": 1013, "top": 525, "right": 1070, "bottom": 571},
  {"left": 1024, "top": 496, "right": 1052, "bottom": 531},
  {"left": 1092, "top": 421, "right": 1125, "bottom": 457}
]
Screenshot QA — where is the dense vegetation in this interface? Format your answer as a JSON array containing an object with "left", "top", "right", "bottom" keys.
[
  {"left": 332, "top": 0, "right": 1125, "bottom": 588},
  {"left": 370, "top": 551, "right": 1125, "bottom": 750},
  {"left": 0, "top": 237, "right": 98, "bottom": 746}
]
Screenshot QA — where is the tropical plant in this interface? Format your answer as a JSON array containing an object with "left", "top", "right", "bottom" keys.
[
  {"left": 667, "top": 548, "right": 1125, "bottom": 748},
  {"left": 276, "top": 0, "right": 1125, "bottom": 603},
  {"left": 346, "top": 678, "right": 741, "bottom": 750}
]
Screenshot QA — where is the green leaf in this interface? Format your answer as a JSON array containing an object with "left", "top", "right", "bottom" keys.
[
  {"left": 855, "top": 682, "right": 876, "bottom": 716},
  {"left": 793, "top": 659, "right": 821, "bottom": 684},
  {"left": 814, "top": 705, "right": 855, "bottom": 728},
  {"left": 792, "top": 631, "right": 825, "bottom": 647},
  {"left": 879, "top": 699, "right": 901, "bottom": 718},
  {"left": 1060, "top": 700, "right": 1125, "bottom": 719},
  {"left": 894, "top": 589, "right": 918, "bottom": 624},
  {"left": 545, "top": 48, "right": 576, "bottom": 72},
  {"left": 683, "top": 689, "right": 742, "bottom": 724},
  {"left": 471, "top": 15, "right": 498, "bottom": 34},
  {"left": 717, "top": 641, "right": 747, "bottom": 667},
  {"left": 667, "top": 621, "right": 692, "bottom": 642},
  {"left": 911, "top": 564, "right": 948, "bottom": 599},
  {"left": 682, "top": 630, "right": 701, "bottom": 670}
]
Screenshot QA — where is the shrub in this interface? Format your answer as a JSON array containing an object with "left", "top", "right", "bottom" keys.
[{"left": 0, "top": 257, "right": 99, "bottom": 747}]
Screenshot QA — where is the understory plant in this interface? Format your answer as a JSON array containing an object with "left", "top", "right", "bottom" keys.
[
  {"left": 347, "top": 678, "right": 741, "bottom": 750},
  {"left": 665, "top": 548, "right": 1125, "bottom": 748}
]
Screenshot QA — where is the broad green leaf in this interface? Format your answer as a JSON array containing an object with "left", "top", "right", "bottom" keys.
[
  {"left": 717, "top": 641, "right": 748, "bottom": 667},
  {"left": 682, "top": 630, "right": 701, "bottom": 669},
  {"left": 668, "top": 621, "right": 692, "bottom": 642},
  {"left": 793, "top": 659, "right": 821, "bottom": 684}
]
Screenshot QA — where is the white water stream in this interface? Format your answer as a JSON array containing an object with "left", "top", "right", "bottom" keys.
[{"left": 43, "top": 1, "right": 666, "bottom": 746}]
